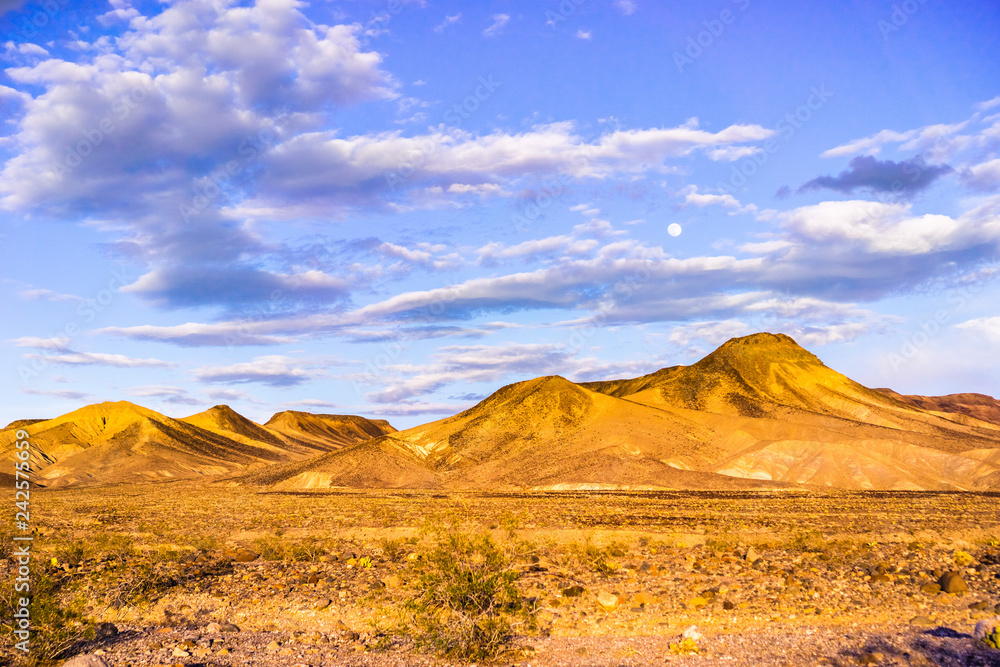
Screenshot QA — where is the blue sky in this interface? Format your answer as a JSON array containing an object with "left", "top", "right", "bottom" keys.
[{"left": 2, "top": 0, "right": 999, "bottom": 429}]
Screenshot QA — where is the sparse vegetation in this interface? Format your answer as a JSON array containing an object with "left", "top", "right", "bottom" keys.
[{"left": 402, "top": 519, "right": 535, "bottom": 661}]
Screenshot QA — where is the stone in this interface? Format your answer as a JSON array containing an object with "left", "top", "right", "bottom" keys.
[
  {"left": 561, "top": 585, "right": 586, "bottom": 597},
  {"left": 973, "top": 617, "right": 1000, "bottom": 641},
  {"left": 938, "top": 572, "right": 968, "bottom": 594},
  {"left": 909, "top": 615, "right": 936, "bottom": 626},
  {"left": 171, "top": 648, "right": 190, "bottom": 658},
  {"left": 745, "top": 547, "right": 760, "bottom": 562},
  {"left": 970, "top": 601, "right": 992, "bottom": 611},
  {"left": 723, "top": 600, "right": 736, "bottom": 610},
  {"left": 313, "top": 598, "right": 332, "bottom": 610},
  {"left": 94, "top": 622, "right": 118, "bottom": 640},
  {"left": 266, "top": 640, "right": 282, "bottom": 651},
  {"left": 631, "top": 591, "right": 655, "bottom": 606},
  {"left": 921, "top": 583, "right": 941, "bottom": 595},
  {"left": 597, "top": 591, "right": 620, "bottom": 611},
  {"left": 682, "top": 625, "right": 702, "bottom": 641},
  {"left": 61, "top": 656, "right": 111, "bottom": 667},
  {"left": 687, "top": 596, "right": 708, "bottom": 609},
  {"left": 233, "top": 550, "right": 259, "bottom": 563},
  {"left": 381, "top": 575, "right": 402, "bottom": 589},
  {"left": 858, "top": 652, "right": 883, "bottom": 665}
]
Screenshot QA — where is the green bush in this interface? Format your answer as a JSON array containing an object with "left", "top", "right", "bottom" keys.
[
  {"left": 0, "top": 568, "right": 94, "bottom": 666},
  {"left": 404, "top": 521, "right": 533, "bottom": 661},
  {"left": 983, "top": 627, "right": 1000, "bottom": 650}
]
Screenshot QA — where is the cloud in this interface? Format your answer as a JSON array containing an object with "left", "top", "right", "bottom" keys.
[
  {"left": 669, "top": 320, "right": 753, "bottom": 348},
  {"left": 365, "top": 401, "right": 472, "bottom": 417},
  {"left": 963, "top": 158, "right": 1000, "bottom": 192},
  {"left": 128, "top": 385, "right": 203, "bottom": 406},
  {"left": 356, "top": 343, "right": 576, "bottom": 403},
  {"left": 20, "top": 388, "right": 90, "bottom": 400},
  {"left": 0, "top": 0, "right": 25, "bottom": 18},
  {"left": 98, "top": 322, "right": 297, "bottom": 347},
  {"left": 22, "top": 351, "right": 175, "bottom": 368},
  {"left": 18, "top": 287, "right": 84, "bottom": 303},
  {"left": 680, "top": 185, "right": 758, "bottom": 214},
  {"left": 434, "top": 14, "right": 461, "bottom": 33},
  {"left": 194, "top": 355, "right": 319, "bottom": 387},
  {"left": 956, "top": 316, "right": 1000, "bottom": 343},
  {"left": 798, "top": 156, "right": 953, "bottom": 197},
  {"left": 10, "top": 336, "right": 71, "bottom": 351},
  {"left": 780, "top": 199, "right": 999, "bottom": 255},
  {"left": 0, "top": 0, "right": 398, "bottom": 312},
  {"left": 615, "top": 0, "right": 637, "bottom": 15},
  {"left": 576, "top": 30, "right": 592, "bottom": 40},
  {"left": 482, "top": 14, "right": 510, "bottom": 37}
]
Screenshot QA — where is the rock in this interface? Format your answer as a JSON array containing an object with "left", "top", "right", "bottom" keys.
[
  {"left": 687, "top": 596, "right": 708, "bottom": 609},
  {"left": 61, "top": 656, "right": 111, "bottom": 667},
  {"left": 313, "top": 598, "right": 332, "bottom": 610},
  {"left": 172, "top": 648, "right": 190, "bottom": 658},
  {"left": 870, "top": 574, "right": 891, "bottom": 584},
  {"left": 233, "top": 550, "right": 258, "bottom": 563},
  {"left": 631, "top": 591, "right": 655, "bottom": 606},
  {"left": 921, "top": 583, "right": 941, "bottom": 595},
  {"left": 723, "top": 600, "right": 735, "bottom": 610},
  {"left": 938, "top": 571, "right": 968, "bottom": 594},
  {"left": 973, "top": 617, "right": 1000, "bottom": 641},
  {"left": 970, "top": 601, "right": 992, "bottom": 611},
  {"left": 94, "top": 622, "right": 118, "bottom": 639},
  {"left": 381, "top": 575, "right": 402, "bottom": 589},
  {"left": 265, "top": 640, "right": 282, "bottom": 651},
  {"left": 858, "top": 652, "right": 883, "bottom": 665},
  {"left": 307, "top": 573, "right": 320, "bottom": 584},
  {"left": 909, "top": 615, "right": 936, "bottom": 626},
  {"left": 561, "top": 585, "right": 586, "bottom": 597},
  {"left": 682, "top": 625, "right": 702, "bottom": 641},
  {"left": 744, "top": 547, "right": 760, "bottom": 562},
  {"left": 597, "top": 591, "right": 620, "bottom": 611}
]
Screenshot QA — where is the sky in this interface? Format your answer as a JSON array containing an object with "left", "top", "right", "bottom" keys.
[{"left": 1, "top": 0, "right": 999, "bottom": 429}]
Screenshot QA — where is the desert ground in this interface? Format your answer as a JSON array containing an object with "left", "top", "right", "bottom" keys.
[{"left": 3, "top": 483, "right": 1000, "bottom": 667}]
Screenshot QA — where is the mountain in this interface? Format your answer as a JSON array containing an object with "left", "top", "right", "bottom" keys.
[
  {"left": 7, "top": 333, "right": 1000, "bottom": 491},
  {"left": 268, "top": 333, "right": 1000, "bottom": 492},
  {"left": 263, "top": 411, "right": 396, "bottom": 449},
  {"left": 873, "top": 389, "right": 1000, "bottom": 427},
  {"left": 0, "top": 402, "right": 395, "bottom": 488}
]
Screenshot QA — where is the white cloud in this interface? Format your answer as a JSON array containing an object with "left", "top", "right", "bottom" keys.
[
  {"left": 780, "top": 199, "right": 1000, "bottom": 255},
  {"left": 957, "top": 316, "right": 1000, "bottom": 343},
  {"left": 964, "top": 158, "right": 1000, "bottom": 191},
  {"left": 23, "top": 351, "right": 175, "bottom": 368},
  {"left": 434, "top": 14, "right": 461, "bottom": 33},
  {"left": 615, "top": 0, "right": 637, "bottom": 15},
  {"left": 482, "top": 13, "right": 510, "bottom": 37},
  {"left": 576, "top": 30, "right": 592, "bottom": 40},
  {"left": 680, "top": 185, "right": 758, "bottom": 215},
  {"left": 195, "top": 355, "right": 320, "bottom": 387}
]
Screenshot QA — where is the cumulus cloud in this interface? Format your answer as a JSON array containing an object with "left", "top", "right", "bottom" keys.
[
  {"left": 797, "top": 155, "right": 953, "bottom": 197},
  {"left": 963, "top": 158, "right": 1000, "bottom": 192},
  {"left": 956, "top": 316, "right": 1000, "bottom": 343},
  {"left": 194, "top": 355, "right": 320, "bottom": 387}
]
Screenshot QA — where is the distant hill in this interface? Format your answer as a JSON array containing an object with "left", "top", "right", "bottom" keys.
[
  {"left": 267, "top": 333, "right": 1000, "bottom": 492},
  {"left": 0, "top": 402, "right": 395, "bottom": 488},
  {"left": 874, "top": 389, "right": 1000, "bottom": 427}
]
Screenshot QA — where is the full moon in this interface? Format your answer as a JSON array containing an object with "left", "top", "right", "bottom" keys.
[{"left": 667, "top": 223, "right": 682, "bottom": 237}]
